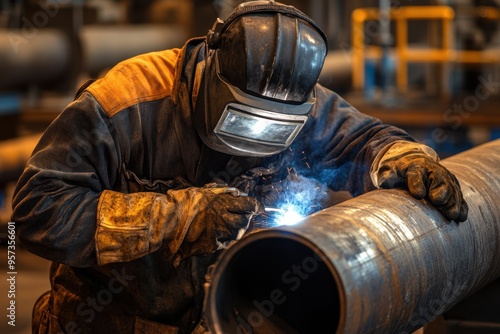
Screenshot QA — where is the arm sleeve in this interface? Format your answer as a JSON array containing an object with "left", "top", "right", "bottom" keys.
[
  {"left": 12, "top": 100, "right": 234, "bottom": 267},
  {"left": 95, "top": 186, "right": 244, "bottom": 266},
  {"left": 11, "top": 93, "right": 121, "bottom": 267},
  {"left": 301, "top": 86, "right": 417, "bottom": 196},
  {"left": 94, "top": 189, "right": 197, "bottom": 266}
]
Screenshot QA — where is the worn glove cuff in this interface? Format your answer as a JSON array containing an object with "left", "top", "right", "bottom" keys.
[
  {"left": 95, "top": 190, "right": 172, "bottom": 266},
  {"left": 370, "top": 140, "right": 439, "bottom": 188}
]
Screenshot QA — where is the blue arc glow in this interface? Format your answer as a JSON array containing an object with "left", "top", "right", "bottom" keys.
[{"left": 266, "top": 205, "right": 304, "bottom": 226}]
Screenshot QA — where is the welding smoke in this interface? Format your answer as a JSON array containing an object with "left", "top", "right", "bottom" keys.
[
  {"left": 213, "top": 0, "right": 241, "bottom": 20},
  {"left": 273, "top": 174, "right": 330, "bottom": 217}
]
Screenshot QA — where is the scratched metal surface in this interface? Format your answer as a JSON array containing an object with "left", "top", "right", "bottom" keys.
[{"left": 205, "top": 139, "right": 500, "bottom": 334}]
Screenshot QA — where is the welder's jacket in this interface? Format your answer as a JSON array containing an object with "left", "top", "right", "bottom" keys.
[{"left": 12, "top": 37, "right": 414, "bottom": 333}]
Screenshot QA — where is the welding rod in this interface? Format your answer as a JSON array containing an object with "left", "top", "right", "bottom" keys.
[{"left": 264, "top": 207, "right": 285, "bottom": 214}]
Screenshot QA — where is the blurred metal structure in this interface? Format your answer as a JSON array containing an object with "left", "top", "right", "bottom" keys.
[
  {"left": 351, "top": 5, "right": 500, "bottom": 94},
  {"left": 204, "top": 139, "right": 500, "bottom": 333},
  {"left": 81, "top": 24, "right": 186, "bottom": 75},
  {"left": 318, "top": 51, "right": 353, "bottom": 94},
  {"left": 0, "top": 29, "right": 71, "bottom": 90},
  {"left": 352, "top": 6, "right": 455, "bottom": 93},
  {"left": 0, "top": 24, "right": 186, "bottom": 89}
]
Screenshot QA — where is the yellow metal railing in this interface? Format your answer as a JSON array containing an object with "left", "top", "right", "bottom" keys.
[{"left": 351, "top": 6, "right": 500, "bottom": 93}]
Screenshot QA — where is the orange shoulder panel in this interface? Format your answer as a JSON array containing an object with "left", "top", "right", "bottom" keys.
[{"left": 86, "top": 49, "right": 181, "bottom": 117}]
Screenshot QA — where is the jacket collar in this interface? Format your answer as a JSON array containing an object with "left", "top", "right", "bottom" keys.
[{"left": 172, "top": 37, "right": 206, "bottom": 106}]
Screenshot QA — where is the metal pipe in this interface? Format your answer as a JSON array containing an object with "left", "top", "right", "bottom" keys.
[
  {"left": 81, "top": 24, "right": 186, "bottom": 75},
  {"left": 0, "top": 25, "right": 187, "bottom": 89},
  {"left": 204, "top": 139, "right": 500, "bottom": 333},
  {"left": 378, "top": 0, "right": 392, "bottom": 95},
  {"left": 0, "top": 29, "right": 71, "bottom": 89},
  {"left": 318, "top": 51, "right": 352, "bottom": 94}
]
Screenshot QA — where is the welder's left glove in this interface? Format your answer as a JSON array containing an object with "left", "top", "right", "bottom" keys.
[{"left": 371, "top": 141, "right": 468, "bottom": 222}]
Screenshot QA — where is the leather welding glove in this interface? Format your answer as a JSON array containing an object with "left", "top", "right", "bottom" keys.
[
  {"left": 176, "top": 186, "right": 264, "bottom": 261},
  {"left": 371, "top": 141, "right": 468, "bottom": 222},
  {"left": 95, "top": 185, "right": 263, "bottom": 266}
]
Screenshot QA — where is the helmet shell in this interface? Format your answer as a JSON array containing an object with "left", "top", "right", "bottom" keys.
[
  {"left": 211, "top": 1, "right": 328, "bottom": 104},
  {"left": 194, "top": 1, "right": 328, "bottom": 157}
]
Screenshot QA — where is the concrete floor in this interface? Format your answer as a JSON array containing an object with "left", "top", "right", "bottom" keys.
[{"left": 0, "top": 246, "right": 51, "bottom": 334}]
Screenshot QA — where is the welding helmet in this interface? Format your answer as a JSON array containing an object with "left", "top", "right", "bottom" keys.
[{"left": 193, "top": 0, "right": 328, "bottom": 157}]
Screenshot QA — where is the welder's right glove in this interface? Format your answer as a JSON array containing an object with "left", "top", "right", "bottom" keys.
[
  {"left": 175, "top": 186, "right": 264, "bottom": 262},
  {"left": 95, "top": 186, "right": 263, "bottom": 266}
]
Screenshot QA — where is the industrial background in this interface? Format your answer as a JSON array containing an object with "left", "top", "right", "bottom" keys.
[{"left": 0, "top": 0, "right": 499, "bottom": 333}]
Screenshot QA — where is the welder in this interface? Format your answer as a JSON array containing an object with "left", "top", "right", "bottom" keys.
[{"left": 11, "top": 1, "right": 468, "bottom": 333}]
